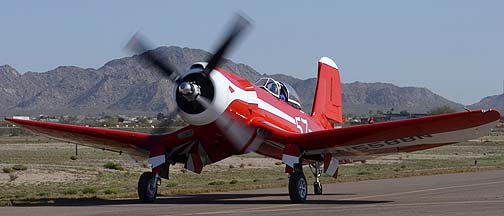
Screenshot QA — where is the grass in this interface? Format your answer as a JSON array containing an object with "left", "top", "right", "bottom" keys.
[
  {"left": 0, "top": 136, "right": 503, "bottom": 205},
  {"left": 104, "top": 188, "right": 119, "bottom": 195},
  {"left": 82, "top": 187, "right": 97, "bottom": 194},
  {"left": 165, "top": 182, "right": 178, "bottom": 188}
]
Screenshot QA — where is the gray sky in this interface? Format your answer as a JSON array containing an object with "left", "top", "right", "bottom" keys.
[{"left": 0, "top": 0, "right": 502, "bottom": 105}]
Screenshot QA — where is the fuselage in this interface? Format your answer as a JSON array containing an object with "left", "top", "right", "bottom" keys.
[{"left": 176, "top": 67, "right": 328, "bottom": 161}]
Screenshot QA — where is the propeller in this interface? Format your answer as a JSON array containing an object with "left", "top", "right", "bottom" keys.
[
  {"left": 126, "top": 14, "right": 257, "bottom": 152},
  {"left": 126, "top": 32, "right": 180, "bottom": 81},
  {"left": 203, "top": 14, "right": 250, "bottom": 77}
]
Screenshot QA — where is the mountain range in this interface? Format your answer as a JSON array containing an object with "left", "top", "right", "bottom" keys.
[{"left": 0, "top": 46, "right": 501, "bottom": 116}]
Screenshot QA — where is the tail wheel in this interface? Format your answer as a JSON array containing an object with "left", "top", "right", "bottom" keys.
[
  {"left": 138, "top": 172, "right": 158, "bottom": 203},
  {"left": 288, "top": 171, "right": 308, "bottom": 203},
  {"left": 314, "top": 182, "right": 323, "bottom": 195}
]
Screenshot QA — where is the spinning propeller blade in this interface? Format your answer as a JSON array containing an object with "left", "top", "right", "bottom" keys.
[
  {"left": 203, "top": 14, "right": 251, "bottom": 76},
  {"left": 126, "top": 32, "right": 180, "bottom": 81},
  {"left": 196, "top": 96, "right": 262, "bottom": 153}
]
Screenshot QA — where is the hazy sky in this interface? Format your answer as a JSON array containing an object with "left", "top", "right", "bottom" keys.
[{"left": 0, "top": 1, "right": 502, "bottom": 105}]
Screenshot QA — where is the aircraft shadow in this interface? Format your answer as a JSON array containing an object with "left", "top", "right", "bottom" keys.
[{"left": 12, "top": 193, "right": 391, "bottom": 206}]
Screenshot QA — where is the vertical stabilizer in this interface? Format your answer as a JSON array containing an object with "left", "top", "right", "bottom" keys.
[{"left": 311, "top": 57, "right": 343, "bottom": 129}]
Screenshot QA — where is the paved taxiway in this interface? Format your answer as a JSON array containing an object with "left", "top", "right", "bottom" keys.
[{"left": 3, "top": 170, "right": 504, "bottom": 216}]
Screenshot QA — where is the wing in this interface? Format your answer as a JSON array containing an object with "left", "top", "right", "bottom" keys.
[
  {"left": 257, "top": 109, "right": 500, "bottom": 159},
  {"left": 5, "top": 118, "right": 197, "bottom": 160}
]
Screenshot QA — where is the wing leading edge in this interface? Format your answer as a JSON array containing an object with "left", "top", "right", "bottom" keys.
[
  {"left": 5, "top": 118, "right": 198, "bottom": 159},
  {"left": 258, "top": 109, "right": 500, "bottom": 157}
]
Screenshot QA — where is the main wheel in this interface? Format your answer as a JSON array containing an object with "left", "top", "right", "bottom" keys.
[
  {"left": 288, "top": 171, "right": 308, "bottom": 203},
  {"left": 314, "top": 182, "right": 323, "bottom": 195},
  {"left": 138, "top": 172, "right": 158, "bottom": 203}
]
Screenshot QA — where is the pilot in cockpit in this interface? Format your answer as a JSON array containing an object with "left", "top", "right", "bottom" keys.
[{"left": 278, "top": 84, "right": 288, "bottom": 102}]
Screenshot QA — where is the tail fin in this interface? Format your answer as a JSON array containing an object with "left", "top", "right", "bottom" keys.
[{"left": 311, "top": 57, "right": 343, "bottom": 129}]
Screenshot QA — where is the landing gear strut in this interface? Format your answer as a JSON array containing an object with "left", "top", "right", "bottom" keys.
[
  {"left": 310, "top": 162, "right": 323, "bottom": 195},
  {"left": 288, "top": 164, "right": 308, "bottom": 203},
  {"left": 138, "top": 171, "right": 159, "bottom": 203}
]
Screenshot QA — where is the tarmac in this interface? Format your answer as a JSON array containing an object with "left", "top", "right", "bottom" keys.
[{"left": 2, "top": 170, "right": 504, "bottom": 216}]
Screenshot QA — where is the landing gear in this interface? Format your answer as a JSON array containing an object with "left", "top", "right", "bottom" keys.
[
  {"left": 288, "top": 171, "right": 308, "bottom": 203},
  {"left": 314, "top": 182, "right": 323, "bottom": 195},
  {"left": 138, "top": 171, "right": 159, "bottom": 203},
  {"left": 310, "top": 162, "right": 323, "bottom": 195}
]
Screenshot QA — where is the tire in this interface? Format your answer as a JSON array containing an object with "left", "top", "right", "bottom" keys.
[
  {"left": 288, "top": 172, "right": 308, "bottom": 203},
  {"left": 138, "top": 172, "right": 157, "bottom": 203},
  {"left": 314, "top": 182, "right": 323, "bottom": 195}
]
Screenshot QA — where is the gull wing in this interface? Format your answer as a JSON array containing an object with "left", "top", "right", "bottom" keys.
[{"left": 5, "top": 118, "right": 198, "bottom": 159}]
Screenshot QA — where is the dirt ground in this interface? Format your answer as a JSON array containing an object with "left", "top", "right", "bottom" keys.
[{"left": 0, "top": 143, "right": 493, "bottom": 186}]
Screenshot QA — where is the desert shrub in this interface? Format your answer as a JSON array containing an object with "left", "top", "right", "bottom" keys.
[
  {"left": 208, "top": 181, "right": 225, "bottom": 185},
  {"left": 14, "top": 193, "right": 26, "bottom": 198},
  {"left": 428, "top": 106, "right": 456, "bottom": 115},
  {"left": 274, "top": 162, "right": 282, "bottom": 165},
  {"left": 2, "top": 167, "right": 13, "bottom": 173},
  {"left": 357, "top": 170, "right": 372, "bottom": 175},
  {"left": 239, "top": 163, "right": 245, "bottom": 168},
  {"left": 229, "top": 179, "right": 238, "bottom": 184},
  {"left": 253, "top": 179, "right": 260, "bottom": 182},
  {"left": 228, "top": 165, "right": 235, "bottom": 169},
  {"left": 62, "top": 189, "right": 78, "bottom": 195},
  {"left": 70, "top": 156, "right": 77, "bottom": 160},
  {"left": 12, "top": 164, "right": 27, "bottom": 171},
  {"left": 103, "top": 162, "right": 123, "bottom": 170},
  {"left": 82, "top": 187, "right": 96, "bottom": 194}
]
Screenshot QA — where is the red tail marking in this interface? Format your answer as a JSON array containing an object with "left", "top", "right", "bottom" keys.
[{"left": 311, "top": 57, "right": 343, "bottom": 129}]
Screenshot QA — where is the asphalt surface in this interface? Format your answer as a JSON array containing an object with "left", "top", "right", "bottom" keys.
[{"left": 3, "top": 170, "right": 504, "bottom": 216}]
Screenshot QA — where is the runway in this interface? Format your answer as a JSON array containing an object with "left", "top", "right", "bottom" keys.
[{"left": 3, "top": 170, "right": 504, "bottom": 216}]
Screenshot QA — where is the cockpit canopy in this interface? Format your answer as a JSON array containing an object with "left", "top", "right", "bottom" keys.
[{"left": 254, "top": 78, "right": 302, "bottom": 109}]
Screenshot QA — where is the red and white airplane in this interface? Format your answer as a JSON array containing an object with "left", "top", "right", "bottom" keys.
[{"left": 5, "top": 16, "right": 500, "bottom": 203}]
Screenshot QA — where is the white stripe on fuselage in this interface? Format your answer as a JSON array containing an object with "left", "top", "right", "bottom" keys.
[
  {"left": 179, "top": 70, "right": 304, "bottom": 130},
  {"left": 257, "top": 99, "right": 296, "bottom": 125}
]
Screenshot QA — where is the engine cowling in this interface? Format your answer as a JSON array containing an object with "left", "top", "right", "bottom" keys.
[{"left": 175, "top": 63, "right": 231, "bottom": 126}]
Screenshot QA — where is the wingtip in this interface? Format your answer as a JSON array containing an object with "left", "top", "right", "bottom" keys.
[
  {"left": 485, "top": 109, "right": 501, "bottom": 120},
  {"left": 319, "top": 57, "right": 338, "bottom": 69}
]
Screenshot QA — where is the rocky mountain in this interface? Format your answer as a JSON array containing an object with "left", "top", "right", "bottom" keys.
[
  {"left": 266, "top": 74, "right": 465, "bottom": 115},
  {"left": 0, "top": 46, "right": 466, "bottom": 116},
  {"left": 469, "top": 94, "right": 504, "bottom": 113}
]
